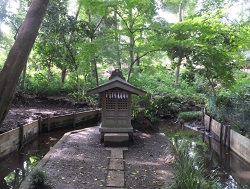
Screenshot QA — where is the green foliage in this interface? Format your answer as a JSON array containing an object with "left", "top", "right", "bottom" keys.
[
  {"left": 31, "top": 168, "right": 46, "bottom": 188},
  {"left": 178, "top": 111, "right": 202, "bottom": 122},
  {"left": 24, "top": 71, "right": 78, "bottom": 96},
  {"left": 169, "top": 141, "right": 219, "bottom": 189},
  {"left": 163, "top": 11, "right": 247, "bottom": 96},
  {"left": 164, "top": 127, "right": 202, "bottom": 142},
  {"left": 130, "top": 64, "right": 205, "bottom": 123}
]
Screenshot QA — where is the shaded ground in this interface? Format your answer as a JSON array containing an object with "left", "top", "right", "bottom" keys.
[
  {"left": 20, "top": 127, "right": 174, "bottom": 189},
  {"left": 125, "top": 131, "right": 174, "bottom": 189},
  {"left": 2, "top": 94, "right": 175, "bottom": 188},
  {"left": 1, "top": 95, "right": 92, "bottom": 133}
]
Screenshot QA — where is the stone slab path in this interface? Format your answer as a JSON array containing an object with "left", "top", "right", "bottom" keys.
[
  {"left": 19, "top": 126, "right": 173, "bottom": 189},
  {"left": 106, "top": 148, "right": 128, "bottom": 188}
]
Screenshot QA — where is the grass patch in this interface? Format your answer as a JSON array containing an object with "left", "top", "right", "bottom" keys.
[
  {"left": 178, "top": 111, "right": 202, "bottom": 122},
  {"left": 30, "top": 168, "right": 46, "bottom": 189},
  {"left": 168, "top": 141, "right": 219, "bottom": 189}
]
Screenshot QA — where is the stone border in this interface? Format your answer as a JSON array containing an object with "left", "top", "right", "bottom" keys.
[
  {"left": 204, "top": 114, "right": 250, "bottom": 164},
  {"left": 0, "top": 110, "right": 100, "bottom": 159}
]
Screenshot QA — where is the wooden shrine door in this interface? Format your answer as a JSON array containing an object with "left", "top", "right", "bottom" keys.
[{"left": 103, "top": 90, "right": 130, "bottom": 128}]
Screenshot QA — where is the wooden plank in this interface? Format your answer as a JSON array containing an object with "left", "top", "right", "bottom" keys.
[
  {"left": 211, "top": 119, "right": 222, "bottom": 142},
  {"left": 204, "top": 115, "right": 211, "bottom": 131},
  {"left": 23, "top": 120, "right": 39, "bottom": 143},
  {"left": 230, "top": 130, "right": 250, "bottom": 164},
  {"left": 49, "top": 114, "right": 75, "bottom": 123},
  {"left": 0, "top": 128, "right": 20, "bottom": 158},
  {"left": 0, "top": 128, "right": 19, "bottom": 144}
]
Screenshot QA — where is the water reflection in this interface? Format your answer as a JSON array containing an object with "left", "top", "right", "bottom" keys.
[
  {"left": 0, "top": 130, "right": 67, "bottom": 189},
  {"left": 166, "top": 128, "right": 250, "bottom": 189}
]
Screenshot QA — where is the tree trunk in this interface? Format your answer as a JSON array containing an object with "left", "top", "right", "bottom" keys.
[
  {"left": 114, "top": 10, "right": 121, "bottom": 69},
  {"left": 0, "top": 0, "right": 7, "bottom": 39},
  {"left": 0, "top": 19, "right": 2, "bottom": 39},
  {"left": 61, "top": 3, "right": 82, "bottom": 83},
  {"left": 47, "top": 62, "right": 51, "bottom": 81},
  {"left": 127, "top": 35, "right": 134, "bottom": 82},
  {"left": 20, "top": 62, "right": 27, "bottom": 93},
  {"left": 175, "top": 56, "right": 182, "bottom": 84},
  {"left": 88, "top": 12, "right": 99, "bottom": 86},
  {"left": 175, "top": 2, "right": 183, "bottom": 85},
  {"left": 0, "top": 0, "right": 49, "bottom": 127},
  {"left": 127, "top": 7, "right": 134, "bottom": 82},
  {"left": 61, "top": 66, "right": 67, "bottom": 83}
]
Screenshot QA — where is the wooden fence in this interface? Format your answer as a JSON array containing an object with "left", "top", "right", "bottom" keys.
[
  {"left": 0, "top": 110, "right": 100, "bottom": 159},
  {"left": 204, "top": 114, "right": 250, "bottom": 164}
]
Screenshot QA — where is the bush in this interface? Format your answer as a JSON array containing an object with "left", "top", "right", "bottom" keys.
[
  {"left": 31, "top": 168, "right": 46, "bottom": 188},
  {"left": 130, "top": 66, "right": 205, "bottom": 122},
  {"left": 169, "top": 141, "right": 219, "bottom": 189},
  {"left": 177, "top": 111, "right": 202, "bottom": 122}
]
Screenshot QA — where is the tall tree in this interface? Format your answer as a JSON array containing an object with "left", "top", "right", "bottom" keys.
[
  {"left": 0, "top": 0, "right": 49, "bottom": 127},
  {"left": 0, "top": 0, "right": 8, "bottom": 38},
  {"left": 114, "top": 0, "right": 159, "bottom": 81},
  {"left": 165, "top": 13, "right": 243, "bottom": 97},
  {"left": 161, "top": 0, "right": 199, "bottom": 84}
]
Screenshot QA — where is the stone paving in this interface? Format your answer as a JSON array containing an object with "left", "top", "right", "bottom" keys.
[{"left": 106, "top": 148, "right": 128, "bottom": 188}]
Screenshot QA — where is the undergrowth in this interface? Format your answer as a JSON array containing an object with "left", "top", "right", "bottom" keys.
[{"left": 168, "top": 141, "right": 219, "bottom": 189}]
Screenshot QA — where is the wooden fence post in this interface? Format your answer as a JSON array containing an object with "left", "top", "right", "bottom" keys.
[
  {"left": 220, "top": 124, "right": 223, "bottom": 144},
  {"left": 226, "top": 125, "right": 231, "bottom": 149},
  {"left": 208, "top": 116, "right": 212, "bottom": 132},
  {"left": 73, "top": 113, "right": 76, "bottom": 128},
  {"left": 47, "top": 114, "right": 51, "bottom": 132},
  {"left": 201, "top": 108, "right": 205, "bottom": 125},
  {"left": 18, "top": 122, "right": 24, "bottom": 150},
  {"left": 38, "top": 117, "right": 42, "bottom": 134}
]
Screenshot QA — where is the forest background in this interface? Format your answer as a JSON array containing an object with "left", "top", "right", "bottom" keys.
[{"left": 0, "top": 0, "right": 250, "bottom": 135}]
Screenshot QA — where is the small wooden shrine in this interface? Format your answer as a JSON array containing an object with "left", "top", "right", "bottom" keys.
[{"left": 88, "top": 69, "right": 146, "bottom": 145}]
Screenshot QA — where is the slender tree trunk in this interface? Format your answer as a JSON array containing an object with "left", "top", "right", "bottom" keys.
[
  {"left": 0, "top": 19, "right": 2, "bottom": 39},
  {"left": 88, "top": 13, "right": 103, "bottom": 86},
  {"left": 0, "top": 0, "right": 49, "bottom": 127},
  {"left": 61, "top": 66, "right": 66, "bottom": 83},
  {"left": 0, "top": 0, "right": 7, "bottom": 39},
  {"left": 114, "top": 10, "right": 121, "bottom": 69},
  {"left": 127, "top": 7, "right": 134, "bottom": 82},
  {"left": 20, "top": 62, "right": 27, "bottom": 93},
  {"left": 89, "top": 35, "right": 99, "bottom": 86},
  {"left": 61, "top": 3, "right": 82, "bottom": 83},
  {"left": 82, "top": 73, "right": 87, "bottom": 96},
  {"left": 207, "top": 76, "right": 217, "bottom": 98},
  {"left": 175, "top": 2, "right": 183, "bottom": 85},
  {"left": 175, "top": 56, "right": 182, "bottom": 84},
  {"left": 127, "top": 36, "right": 134, "bottom": 82},
  {"left": 47, "top": 62, "right": 51, "bottom": 81}
]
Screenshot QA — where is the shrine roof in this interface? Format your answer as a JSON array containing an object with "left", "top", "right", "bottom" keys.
[{"left": 88, "top": 76, "right": 146, "bottom": 96}]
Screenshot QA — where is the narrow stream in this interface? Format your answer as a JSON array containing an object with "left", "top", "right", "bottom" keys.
[
  {"left": 0, "top": 129, "right": 72, "bottom": 189},
  {"left": 203, "top": 134, "right": 250, "bottom": 189},
  {"left": 1, "top": 124, "right": 250, "bottom": 189},
  {"left": 165, "top": 126, "right": 250, "bottom": 189}
]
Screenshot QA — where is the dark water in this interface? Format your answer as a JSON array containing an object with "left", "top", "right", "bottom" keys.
[
  {"left": 168, "top": 127, "right": 250, "bottom": 189},
  {"left": 0, "top": 129, "right": 70, "bottom": 189},
  {"left": 203, "top": 134, "right": 250, "bottom": 189}
]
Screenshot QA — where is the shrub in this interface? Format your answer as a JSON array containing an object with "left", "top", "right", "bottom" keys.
[
  {"left": 177, "top": 111, "right": 202, "bottom": 122},
  {"left": 31, "top": 168, "right": 46, "bottom": 188},
  {"left": 169, "top": 141, "right": 219, "bottom": 189}
]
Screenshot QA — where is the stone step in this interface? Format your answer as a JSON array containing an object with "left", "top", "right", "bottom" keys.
[
  {"left": 106, "top": 170, "right": 125, "bottom": 187},
  {"left": 104, "top": 133, "right": 130, "bottom": 147},
  {"left": 109, "top": 158, "right": 124, "bottom": 170}
]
